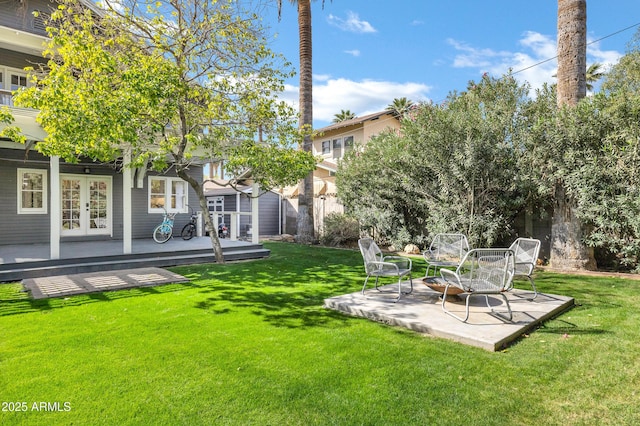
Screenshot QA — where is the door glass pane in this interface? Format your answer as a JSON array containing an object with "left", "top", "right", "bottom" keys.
[
  {"left": 89, "top": 180, "right": 108, "bottom": 229},
  {"left": 61, "top": 178, "right": 81, "bottom": 230}
]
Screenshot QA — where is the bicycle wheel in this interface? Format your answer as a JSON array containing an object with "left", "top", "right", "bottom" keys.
[
  {"left": 181, "top": 223, "right": 196, "bottom": 240},
  {"left": 153, "top": 224, "right": 172, "bottom": 243}
]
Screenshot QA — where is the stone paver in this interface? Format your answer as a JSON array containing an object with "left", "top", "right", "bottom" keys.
[{"left": 22, "top": 267, "right": 189, "bottom": 299}]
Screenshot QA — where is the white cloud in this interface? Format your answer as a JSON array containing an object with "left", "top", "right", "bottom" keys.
[
  {"left": 344, "top": 49, "right": 361, "bottom": 57},
  {"left": 313, "top": 74, "right": 332, "bottom": 82},
  {"left": 327, "top": 11, "right": 377, "bottom": 34},
  {"left": 447, "top": 31, "right": 625, "bottom": 93},
  {"left": 280, "top": 78, "right": 431, "bottom": 126}
]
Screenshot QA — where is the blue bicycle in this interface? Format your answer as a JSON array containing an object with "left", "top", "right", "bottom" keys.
[{"left": 153, "top": 209, "right": 177, "bottom": 243}]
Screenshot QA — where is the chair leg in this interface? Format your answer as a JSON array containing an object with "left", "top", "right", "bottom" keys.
[
  {"left": 443, "top": 292, "right": 513, "bottom": 322},
  {"left": 441, "top": 285, "right": 470, "bottom": 322},
  {"left": 512, "top": 275, "right": 538, "bottom": 300},
  {"left": 401, "top": 273, "right": 413, "bottom": 295},
  {"left": 491, "top": 293, "right": 513, "bottom": 321},
  {"left": 527, "top": 276, "right": 538, "bottom": 300},
  {"left": 361, "top": 275, "right": 371, "bottom": 295}
]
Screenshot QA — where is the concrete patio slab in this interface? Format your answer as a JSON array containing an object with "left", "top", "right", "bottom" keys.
[{"left": 324, "top": 278, "right": 574, "bottom": 351}]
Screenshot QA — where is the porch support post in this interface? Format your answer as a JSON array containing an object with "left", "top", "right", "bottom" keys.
[
  {"left": 50, "top": 155, "right": 60, "bottom": 259},
  {"left": 236, "top": 191, "right": 241, "bottom": 237},
  {"left": 122, "top": 152, "right": 132, "bottom": 254},
  {"left": 251, "top": 182, "right": 259, "bottom": 244}
]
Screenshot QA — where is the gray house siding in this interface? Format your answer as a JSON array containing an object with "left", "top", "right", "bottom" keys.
[
  {"left": 129, "top": 168, "right": 202, "bottom": 239},
  {"left": 0, "top": 48, "right": 43, "bottom": 71},
  {"left": 0, "top": 147, "right": 203, "bottom": 245},
  {"left": 0, "top": 0, "right": 55, "bottom": 37},
  {"left": 0, "top": 148, "right": 49, "bottom": 244}
]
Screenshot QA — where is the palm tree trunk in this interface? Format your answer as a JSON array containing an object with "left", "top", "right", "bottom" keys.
[
  {"left": 557, "top": 0, "right": 587, "bottom": 106},
  {"left": 553, "top": 0, "right": 596, "bottom": 270},
  {"left": 295, "top": 0, "right": 315, "bottom": 243}
]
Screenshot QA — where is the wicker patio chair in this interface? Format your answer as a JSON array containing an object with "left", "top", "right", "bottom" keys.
[
  {"left": 440, "top": 248, "right": 515, "bottom": 322},
  {"left": 508, "top": 238, "right": 541, "bottom": 299},
  {"left": 423, "top": 233, "right": 470, "bottom": 277},
  {"left": 358, "top": 238, "right": 413, "bottom": 303}
]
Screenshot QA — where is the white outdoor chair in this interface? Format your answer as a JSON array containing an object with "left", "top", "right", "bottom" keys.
[
  {"left": 358, "top": 238, "right": 413, "bottom": 302},
  {"left": 508, "top": 237, "right": 541, "bottom": 299},
  {"left": 440, "top": 248, "right": 515, "bottom": 322},
  {"left": 423, "top": 233, "right": 470, "bottom": 277}
]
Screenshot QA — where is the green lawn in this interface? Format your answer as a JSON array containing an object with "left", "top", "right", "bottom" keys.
[{"left": 0, "top": 242, "right": 638, "bottom": 425}]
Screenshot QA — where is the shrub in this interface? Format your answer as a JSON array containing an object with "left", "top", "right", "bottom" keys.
[{"left": 320, "top": 213, "right": 360, "bottom": 247}]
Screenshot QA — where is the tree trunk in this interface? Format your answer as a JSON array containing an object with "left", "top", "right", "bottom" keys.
[
  {"left": 551, "top": 184, "right": 596, "bottom": 270},
  {"left": 177, "top": 169, "right": 225, "bottom": 264},
  {"left": 557, "top": 0, "right": 587, "bottom": 106},
  {"left": 553, "top": 0, "right": 596, "bottom": 270},
  {"left": 295, "top": 0, "right": 315, "bottom": 244}
]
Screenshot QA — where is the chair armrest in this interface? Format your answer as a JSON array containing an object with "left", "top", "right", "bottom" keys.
[
  {"left": 365, "top": 260, "right": 400, "bottom": 274},
  {"left": 383, "top": 255, "right": 412, "bottom": 270},
  {"left": 440, "top": 268, "right": 463, "bottom": 289}
]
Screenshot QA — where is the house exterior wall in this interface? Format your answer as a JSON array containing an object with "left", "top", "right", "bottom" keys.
[
  {"left": 0, "top": 146, "right": 202, "bottom": 245},
  {"left": 362, "top": 114, "right": 400, "bottom": 140},
  {"left": 313, "top": 124, "right": 364, "bottom": 159},
  {"left": 0, "top": 147, "right": 49, "bottom": 244}
]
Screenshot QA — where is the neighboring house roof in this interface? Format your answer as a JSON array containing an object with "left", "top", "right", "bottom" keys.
[
  {"left": 204, "top": 184, "right": 277, "bottom": 197},
  {"left": 316, "top": 110, "right": 395, "bottom": 134}
]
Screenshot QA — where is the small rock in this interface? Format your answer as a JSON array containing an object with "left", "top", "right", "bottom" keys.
[{"left": 404, "top": 244, "right": 420, "bottom": 254}]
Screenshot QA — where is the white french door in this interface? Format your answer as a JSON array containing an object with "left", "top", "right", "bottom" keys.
[{"left": 60, "top": 175, "right": 112, "bottom": 236}]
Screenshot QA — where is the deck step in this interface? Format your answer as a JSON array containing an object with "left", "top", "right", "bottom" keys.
[{"left": 0, "top": 248, "right": 270, "bottom": 283}]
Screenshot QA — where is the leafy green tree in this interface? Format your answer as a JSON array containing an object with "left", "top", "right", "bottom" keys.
[
  {"left": 14, "top": 0, "right": 315, "bottom": 262},
  {"left": 338, "top": 74, "right": 530, "bottom": 248},
  {"left": 0, "top": 107, "right": 26, "bottom": 143},
  {"left": 332, "top": 109, "right": 356, "bottom": 123}
]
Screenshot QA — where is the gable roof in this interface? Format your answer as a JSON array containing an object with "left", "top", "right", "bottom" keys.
[{"left": 316, "top": 110, "right": 396, "bottom": 134}]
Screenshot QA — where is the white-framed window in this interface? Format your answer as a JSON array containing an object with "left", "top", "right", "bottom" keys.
[
  {"left": 0, "top": 67, "right": 31, "bottom": 106},
  {"left": 332, "top": 138, "right": 342, "bottom": 159},
  {"left": 17, "top": 168, "right": 48, "bottom": 214},
  {"left": 344, "top": 135, "right": 354, "bottom": 151},
  {"left": 148, "top": 176, "right": 188, "bottom": 213},
  {"left": 321, "top": 140, "right": 331, "bottom": 155},
  {"left": 10, "top": 73, "right": 27, "bottom": 91}
]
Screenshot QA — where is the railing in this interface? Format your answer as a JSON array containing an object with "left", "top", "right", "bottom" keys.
[
  {"left": 0, "top": 90, "right": 13, "bottom": 106},
  {"left": 210, "top": 211, "right": 255, "bottom": 242}
]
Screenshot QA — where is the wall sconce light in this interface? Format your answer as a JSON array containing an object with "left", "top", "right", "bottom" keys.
[{"left": 84, "top": 167, "right": 91, "bottom": 174}]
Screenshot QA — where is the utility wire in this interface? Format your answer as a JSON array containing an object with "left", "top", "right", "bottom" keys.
[{"left": 511, "top": 21, "right": 640, "bottom": 77}]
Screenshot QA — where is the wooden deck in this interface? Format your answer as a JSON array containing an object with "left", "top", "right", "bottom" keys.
[{"left": 0, "top": 237, "right": 269, "bottom": 283}]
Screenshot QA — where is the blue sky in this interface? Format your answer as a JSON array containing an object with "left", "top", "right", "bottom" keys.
[{"left": 263, "top": 1, "right": 640, "bottom": 128}]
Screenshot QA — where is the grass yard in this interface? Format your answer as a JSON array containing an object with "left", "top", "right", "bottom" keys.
[{"left": 0, "top": 242, "right": 639, "bottom": 425}]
